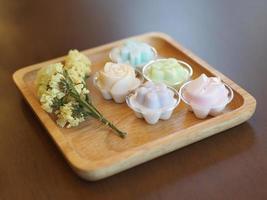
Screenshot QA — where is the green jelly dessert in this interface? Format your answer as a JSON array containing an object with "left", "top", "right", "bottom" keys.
[{"left": 146, "top": 58, "right": 190, "bottom": 86}]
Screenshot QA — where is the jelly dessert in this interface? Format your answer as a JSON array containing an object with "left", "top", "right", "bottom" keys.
[
  {"left": 94, "top": 62, "right": 143, "bottom": 103},
  {"left": 109, "top": 40, "right": 157, "bottom": 68},
  {"left": 126, "top": 81, "right": 180, "bottom": 124},
  {"left": 143, "top": 58, "right": 192, "bottom": 88},
  {"left": 179, "top": 74, "right": 234, "bottom": 119}
]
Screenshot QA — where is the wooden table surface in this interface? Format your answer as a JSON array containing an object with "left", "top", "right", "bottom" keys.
[{"left": 1, "top": 0, "right": 266, "bottom": 199}]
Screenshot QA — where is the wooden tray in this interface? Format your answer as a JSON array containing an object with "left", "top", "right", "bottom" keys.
[{"left": 13, "top": 32, "right": 256, "bottom": 181}]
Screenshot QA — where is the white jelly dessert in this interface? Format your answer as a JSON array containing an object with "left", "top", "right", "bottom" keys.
[
  {"left": 143, "top": 58, "right": 193, "bottom": 88},
  {"left": 109, "top": 40, "right": 157, "bottom": 69},
  {"left": 179, "top": 74, "right": 234, "bottom": 119},
  {"left": 126, "top": 81, "right": 180, "bottom": 124},
  {"left": 94, "top": 62, "right": 142, "bottom": 103}
]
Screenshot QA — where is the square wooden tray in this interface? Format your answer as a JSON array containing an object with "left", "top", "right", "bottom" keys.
[{"left": 13, "top": 32, "right": 256, "bottom": 181}]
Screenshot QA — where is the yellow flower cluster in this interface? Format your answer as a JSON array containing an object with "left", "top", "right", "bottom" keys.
[
  {"left": 35, "top": 50, "right": 91, "bottom": 128},
  {"left": 36, "top": 63, "right": 64, "bottom": 98},
  {"left": 65, "top": 49, "right": 91, "bottom": 84},
  {"left": 56, "top": 102, "right": 85, "bottom": 128}
]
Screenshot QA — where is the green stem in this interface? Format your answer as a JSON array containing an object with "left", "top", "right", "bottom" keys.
[
  {"left": 73, "top": 93, "right": 127, "bottom": 138},
  {"left": 63, "top": 70, "right": 127, "bottom": 138}
]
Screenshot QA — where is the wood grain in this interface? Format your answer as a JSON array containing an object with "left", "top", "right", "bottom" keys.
[{"left": 13, "top": 32, "right": 256, "bottom": 181}]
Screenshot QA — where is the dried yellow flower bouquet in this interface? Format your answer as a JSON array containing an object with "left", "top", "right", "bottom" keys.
[{"left": 35, "top": 50, "right": 127, "bottom": 138}]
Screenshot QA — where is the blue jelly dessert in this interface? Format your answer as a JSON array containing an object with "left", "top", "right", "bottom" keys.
[{"left": 110, "top": 40, "right": 157, "bottom": 69}]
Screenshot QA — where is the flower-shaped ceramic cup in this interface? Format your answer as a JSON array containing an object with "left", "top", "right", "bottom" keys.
[
  {"left": 93, "top": 62, "right": 144, "bottom": 103},
  {"left": 126, "top": 81, "right": 180, "bottom": 124},
  {"left": 109, "top": 40, "right": 157, "bottom": 70},
  {"left": 179, "top": 74, "right": 234, "bottom": 119},
  {"left": 142, "top": 58, "right": 193, "bottom": 89}
]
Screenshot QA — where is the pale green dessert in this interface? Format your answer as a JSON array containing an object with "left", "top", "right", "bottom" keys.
[{"left": 146, "top": 58, "right": 190, "bottom": 87}]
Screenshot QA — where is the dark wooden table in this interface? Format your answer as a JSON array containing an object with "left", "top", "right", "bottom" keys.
[{"left": 1, "top": 0, "right": 266, "bottom": 199}]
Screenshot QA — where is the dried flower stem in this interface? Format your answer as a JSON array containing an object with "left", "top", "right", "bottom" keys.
[{"left": 64, "top": 70, "right": 127, "bottom": 138}]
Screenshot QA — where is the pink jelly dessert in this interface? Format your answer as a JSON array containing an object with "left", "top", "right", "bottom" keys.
[{"left": 180, "top": 74, "right": 233, "bottom": 119}]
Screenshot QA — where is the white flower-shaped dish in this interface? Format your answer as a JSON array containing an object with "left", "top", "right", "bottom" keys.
[
  {"left": 179, "top": 80, "right": 234, "bottom": 119},
  {"left": 93, "top": 69, "right": 144, "bottom": 103},
  {"left": 126, "top": 82, "right": 180, "bottom": 124}
]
